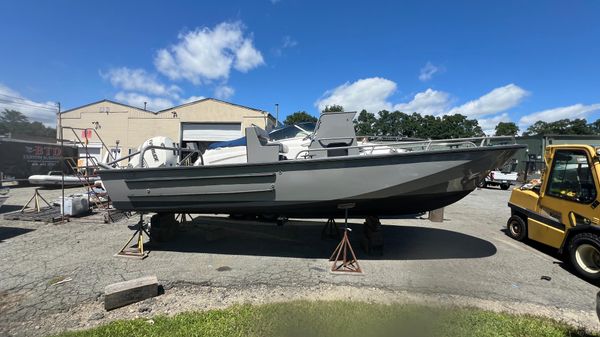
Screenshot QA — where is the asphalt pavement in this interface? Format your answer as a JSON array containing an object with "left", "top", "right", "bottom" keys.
[{"left": 0, "top": 185, "right": 598, "bottom": 336}]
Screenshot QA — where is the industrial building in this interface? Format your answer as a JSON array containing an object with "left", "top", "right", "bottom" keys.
[
  {"left": 58, "top": 98, "right": 276, "bottom": 163},
  {"left": 512, "top": 134, "right": 600, "bottom": 178}
]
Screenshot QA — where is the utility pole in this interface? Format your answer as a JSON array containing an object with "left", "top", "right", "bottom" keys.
[
  {"left": 58, "top": 102, "right": 65, "bottom": 222},
  {"left": 275, "top": 103, "right": 279, "bottom": 128}
]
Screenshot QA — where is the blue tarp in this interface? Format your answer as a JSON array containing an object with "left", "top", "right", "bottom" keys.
[{"left": 208, "top": 136, "right": 247, "bottom": 149}]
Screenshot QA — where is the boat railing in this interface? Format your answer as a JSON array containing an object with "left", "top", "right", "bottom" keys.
[
  {"left": 295, "top": 135, "right": 517, "bottom": 159},
  {"left": 61, "top": 126, "right": 119, "bottom": 163}
]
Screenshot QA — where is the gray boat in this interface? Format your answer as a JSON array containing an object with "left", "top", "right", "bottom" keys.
[{"left": 99, "top": 111, "right": 525, "bottom": 218}]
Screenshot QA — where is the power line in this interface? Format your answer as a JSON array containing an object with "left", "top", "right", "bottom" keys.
[
  {"left": 0, "top": 92, "right": 58, "bottom": 110},
  {"left": 0, "top": 98, "right": 58, "bottom": 111}
]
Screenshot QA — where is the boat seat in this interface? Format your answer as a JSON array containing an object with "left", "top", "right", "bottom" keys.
[{"left": 246, "top": 126, "right": 281, "bottom": 163}]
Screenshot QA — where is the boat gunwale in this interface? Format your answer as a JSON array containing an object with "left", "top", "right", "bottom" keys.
[{"left": 99, "top": 143, "right": 526, "bottom": 175}]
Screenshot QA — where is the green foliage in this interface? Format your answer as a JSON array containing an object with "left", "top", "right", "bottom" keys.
[
  {"left": 354, "top": 110, "right": 484, "bottom": 139},
  {"left": 494, "top": 122, "right": 520, "bottom": 136},
  {"left": 354, "top": 109, "right": 377, "bottom": 136},
  {"left": 323, "top": 104, "right": 344, "bottom": 112},
  {"left": 54, "top": 301, "right": 592, "bottom": 337},
  {"left": 524, "top": 118, "right": 595, "bottom": 136},
  {"left": 283, "top": 111, "right": 318, "bottom": 125},
  {"left": 0, "top": 109, "right": 56, "bottom": 138}
]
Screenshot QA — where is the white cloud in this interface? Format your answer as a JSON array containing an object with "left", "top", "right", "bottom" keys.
[
  {"left": 282, "top": 35, "right": 297, "bottom": 48},
  {"left": 273, "top": 35, "right": 298, "bottom": 56},
  {"left": 393, "top": 89, "right": 451, "bottom": 116},
  {"left": 447, "top": 84, "right": 529, "bottom": 117},
  {"left": 102, "top": 67, "right": 181, "bottom": 98},
  {"left": 214, "top": 85, "right": 235, "bottom": 100},
  {"left": 519, "top": 103, "right": 600, "bottom": 126},
  {"left": 477, "top": 113, "right": 511, "bottom": 136},
  {"left": 234, "top": 39, "right": 265, "bottom": 72},
  {"left": 315, "top": 77, "right": 396, "bottom": 112},
  {"left": 0, "top": 83, "right": 58, "bottom": 126},
  {"left": 115, "top": 92, "right": 173, "bottom": 111},
  {"left": 155, "top": 22, "right": 264, "bottom": 84},
  {"left": 180, "top": 95, "right": 206, "bottom": 104},
  {"left": 418, "top": 62, "right": 441, "bottom": 82}
]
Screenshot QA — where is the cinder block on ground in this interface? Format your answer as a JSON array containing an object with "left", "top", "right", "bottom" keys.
[
  {"left": 428, "top": 208, "right": 444, "bottom": 223},
  {"left": 104, "top": 275, "right": 158, "bottom": 310}
]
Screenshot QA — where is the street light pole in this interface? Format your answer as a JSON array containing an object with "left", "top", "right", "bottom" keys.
[{"left": 275, "top": 103, "right": 279, "bottom": 128}]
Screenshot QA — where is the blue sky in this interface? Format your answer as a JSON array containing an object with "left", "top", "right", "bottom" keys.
[{"left": 0, "top": 0, "right": 599, "bottom": 134}]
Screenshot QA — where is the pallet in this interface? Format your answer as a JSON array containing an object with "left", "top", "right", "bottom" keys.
[{"left": 3, "top": 207, "right": 65, "bottom": 223}]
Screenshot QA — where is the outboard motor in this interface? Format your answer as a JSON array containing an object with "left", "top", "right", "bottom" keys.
[{"left": 128, "top": 136, "right": 178, "bottom": 168}]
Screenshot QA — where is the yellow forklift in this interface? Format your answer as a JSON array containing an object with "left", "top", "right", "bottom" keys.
[{"left": 507, "top": 144, "right": 600, "bottom": 281}]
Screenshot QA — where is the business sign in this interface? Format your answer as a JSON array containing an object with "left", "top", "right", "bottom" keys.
[{"left": 81, "top": 129, "right": 93, "bottom": 139}]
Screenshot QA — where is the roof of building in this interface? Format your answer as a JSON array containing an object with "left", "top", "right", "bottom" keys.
[
  {"left": 60, "top": 99, "right": 152, "bottom": 114},
  {"left": 61, "top": 98, "right": 276, "bottom": 121}
]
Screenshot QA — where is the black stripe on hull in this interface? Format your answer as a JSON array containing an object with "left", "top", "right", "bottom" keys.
[{"left": 114, "top": 190, "right": 471, "bottom": 218}]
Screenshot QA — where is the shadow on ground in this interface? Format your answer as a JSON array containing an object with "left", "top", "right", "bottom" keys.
[
  {"left": 0, "top": 226, "right": 34, "bottom": 242},
  {"left": 148, "top": 216, "right": 497, "bottom": 260},
  {"left": 500, "top": 228, "right": 600, "bottom": 287},
  {"left": 0, "top": 205, "right": 22, "bottom": 214}
]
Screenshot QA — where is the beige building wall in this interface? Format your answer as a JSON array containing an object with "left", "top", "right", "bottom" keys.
[{"left": 59, "top": 98, "right": 275, "bottom": 162}]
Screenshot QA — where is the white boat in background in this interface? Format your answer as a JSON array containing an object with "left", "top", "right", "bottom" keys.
[
  {"left": 28, "top": 171, "right": 100, "bottom": 186},
  {"left": 198, "top": 122, "right": 405, "bottom": 166}
]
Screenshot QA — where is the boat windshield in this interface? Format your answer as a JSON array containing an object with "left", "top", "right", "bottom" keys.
[{"left": 269, "top": 122, "right": 316, "bottom": 141}]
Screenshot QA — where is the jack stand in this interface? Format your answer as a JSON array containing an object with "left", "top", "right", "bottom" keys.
[
  {"left": 321, "top": 218, "right": 340, "bottom": 239},
  {"left": 21, "top": 188, "right": 52, "bottom": 213},
  {"left": 329, "top": 203, "right": 362, "bottom": 273},
  {"left": 175, "top": 213, "right": 193, "bottom": 223},
  {"left": 116, "top": 214, "right": 150, "bottom": 259}
]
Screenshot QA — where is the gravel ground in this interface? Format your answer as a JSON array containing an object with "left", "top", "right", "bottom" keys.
[{"left": 0, "top": 185, "right": 599, "bottom": 336}]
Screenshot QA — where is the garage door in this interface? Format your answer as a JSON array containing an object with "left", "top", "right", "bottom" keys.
[
  {"left": 78, "top": 144, "right": 102, "bottom": 162},
  {"left": 181, "top": 123, "right": 242, "bottom": 142}
]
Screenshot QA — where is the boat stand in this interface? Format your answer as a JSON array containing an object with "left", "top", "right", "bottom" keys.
[
  {"left": 175, "top": 213, "right": 193, "bottom": 223},
  {"left": 329, "top": 203, "right": 362, "bottom": 273},
  {"left": 116, "top": 213, "right": 150, "bottom": 259},
  {"left": 321, "top": 218, "right": 340, "bottom": 239},
  {"left": 21, "top": 188, "right": 53, "bottom": 213}
]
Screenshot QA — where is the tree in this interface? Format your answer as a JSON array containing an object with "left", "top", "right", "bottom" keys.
[
  {"left": 524, "top": 118, "right": 594, "bottom": 136},
  {"left": 323, "top": 104, "right": 344, "bottom": 112},
  {"left": 494, "top": 122, "right": 520, "bottom": 136},
  {"left": 436, "top": 114, "right": 484, "bottom": 139},
  {"left": 0, "top": 108, "right": 56, "bottom": 139},
  {"left": 354, "top": 110, "right": 377, "bottom": 136},
  {"left": 283, "top": 111, "right": 317, "bottom": 125},
  {"left": 0, "top": 109, "right": 29, "bottom": 134},
  {"left": 590, "top": 119, "right": 600, "bottom": 134}
]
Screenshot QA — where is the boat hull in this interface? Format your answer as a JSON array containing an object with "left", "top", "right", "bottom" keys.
[{"left": 99, "top": 144, "right": 524, "bottom": 217}]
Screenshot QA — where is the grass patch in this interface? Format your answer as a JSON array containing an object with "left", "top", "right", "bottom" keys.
[
  {"left": 47, "top": 275, "right": 67, "bottom": 286},
  {"left": 55, "top": 300, "right": 596, "bottom": 337}
]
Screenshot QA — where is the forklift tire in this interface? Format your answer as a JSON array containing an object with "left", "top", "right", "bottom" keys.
[
  {"left": 506, "top": 215, "right": 527, "bottom": 241},
  {"left": 500, "top": 183, "right": 510, "bottom": 190},
  {"left": 568, "top": 232, "right": 600, "bottom": 281}
]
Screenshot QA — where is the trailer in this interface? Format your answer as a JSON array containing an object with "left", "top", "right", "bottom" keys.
[{"left": 0, "top": 138, "right": 78, "bottom": 185}]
